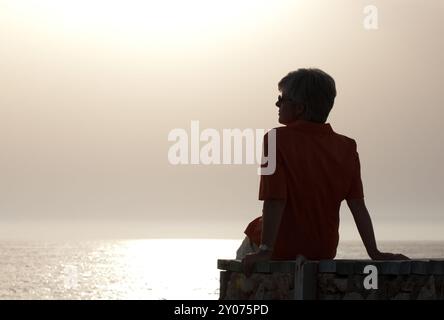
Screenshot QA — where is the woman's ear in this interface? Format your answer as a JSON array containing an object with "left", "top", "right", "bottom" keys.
[{"left": 293, "top": 104, "right": 305, "bottom": 119}]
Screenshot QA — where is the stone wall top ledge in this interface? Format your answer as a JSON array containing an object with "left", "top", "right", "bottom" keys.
[{"left": 217, "top": 259, "right": 444, "bottom": 275}]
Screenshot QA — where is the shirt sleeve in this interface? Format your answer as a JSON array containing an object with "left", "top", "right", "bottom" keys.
[
  {"left": 345, "top": 141, "right": 364, "bottom": 200},
  {"left": 258, "top": 132, "right": 287, "bottom": 200}
]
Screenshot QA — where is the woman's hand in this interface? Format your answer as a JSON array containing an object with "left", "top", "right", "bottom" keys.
[{"left": 370, "top": 251, "right": 410, "bottom": 260}]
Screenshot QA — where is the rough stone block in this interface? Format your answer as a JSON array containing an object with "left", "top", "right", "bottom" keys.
[
  {"left": 392, "top": 293, "right": 411, "bottom": 300},
  {"left": 342, "top": 292, "right": 363, "bottom": 300},
  {"left": 417, "top": 276, "right": 436, "bottom": 300},
  {"left": 333, "top": 277, "right": 348, "bottom": 292}
]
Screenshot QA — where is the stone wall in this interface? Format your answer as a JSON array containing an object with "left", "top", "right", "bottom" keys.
[
  {"left": 220, "top": 271, "right": 295, "bottom": 300},
  {"left": 218, "top": 258, "right": 444, "bottom": 300},
  {"left": 317, "top": 274, "right": 443, "bottom": 300}
]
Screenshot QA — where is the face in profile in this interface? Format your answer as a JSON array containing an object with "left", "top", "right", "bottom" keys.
[{"left": 275, "top": 91, "right": 304, "bottom": 125}]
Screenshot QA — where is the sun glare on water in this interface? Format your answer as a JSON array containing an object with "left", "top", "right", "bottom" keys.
[{"left": 108, "top": 239, "right": 240, "bottom": 299}]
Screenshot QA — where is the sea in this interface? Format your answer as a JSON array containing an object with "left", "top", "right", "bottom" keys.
[{"left": 0, "top": 239, "right": 443, "bottom": 300}]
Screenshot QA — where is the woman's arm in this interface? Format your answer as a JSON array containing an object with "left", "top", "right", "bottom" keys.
[{"left": 347, "top": 198, "right": 409, "bottom": 260}]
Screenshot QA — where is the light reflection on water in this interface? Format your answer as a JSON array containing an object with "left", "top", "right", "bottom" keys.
[
  {"left": 1, "top": 239, "right": 443, "bottom": 299},
  {"left": 0, "top": 239, "right": 241, "bottom": 300}
]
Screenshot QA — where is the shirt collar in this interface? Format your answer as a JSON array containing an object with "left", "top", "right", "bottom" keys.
[{"left": 286, "top": 120, "right": 333, "bottom": 134}]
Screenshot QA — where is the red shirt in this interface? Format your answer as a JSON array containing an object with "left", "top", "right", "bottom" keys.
[{"left": 245, "top": 120, "right": 364, "bottom": 260}]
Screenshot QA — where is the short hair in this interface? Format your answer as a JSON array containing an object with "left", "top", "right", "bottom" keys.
[{"left": 278, "top": 68, "right": 337, "bottom": 123}]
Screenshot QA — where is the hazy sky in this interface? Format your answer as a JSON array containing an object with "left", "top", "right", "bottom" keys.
[{"left": 0, "top": 0, "right": 443, "bottom": 240}]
